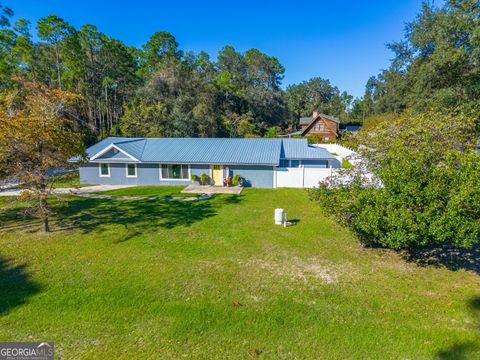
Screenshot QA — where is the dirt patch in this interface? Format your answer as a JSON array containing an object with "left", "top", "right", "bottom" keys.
[{"left": 240, "top": 255, "right": 349, "bottom": 285}]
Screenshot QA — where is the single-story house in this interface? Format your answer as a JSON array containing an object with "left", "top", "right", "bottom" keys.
[
  {"left": 299, "top": 111, "right": 340, "bottom": 140},
  {"left": 80, "top": 137, "right": 339, "bottom": 188}
]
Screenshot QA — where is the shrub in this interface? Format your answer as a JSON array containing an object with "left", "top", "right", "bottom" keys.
[
  {"left": 231, "top": 174, "right": 242, "bottom": 186},
  {"left": 200, "top": 173, "right": 210, "bottom": 185},
  {"left": 306, "top": 134, "right": 336, "bottom": 144},
  {"left": 265, "top": 126, "right": 280, "bottom": 138},
  {"left": 191, "top": 174, "right": 200, "bottom": 183},
  {"left": 309, "top": 110, "right": 480, "bottom": 250}
]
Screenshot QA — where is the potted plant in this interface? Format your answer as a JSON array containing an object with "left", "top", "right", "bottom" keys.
[
  {"left": 191, "top": 174, "right": 200, "bottom": 184},
  {"left": 231, "top": 174, "right": 242, "bottom": 187},
  {"left": 200, "top": 173, "right": 210, "bottom": 185},
  {"left": 225, "top": 175, "right": 232, "bottom": 187}
]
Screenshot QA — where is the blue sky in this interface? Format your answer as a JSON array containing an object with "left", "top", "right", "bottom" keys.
[{"left": 10, "top": 0, "right": 426, "bottom": 98}]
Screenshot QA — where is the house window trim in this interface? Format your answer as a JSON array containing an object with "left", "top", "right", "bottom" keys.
[
  {"left": 125, "top": 163, "right": 137, "bottom": 178},
  {"left": 99, "top": 163, "right": 110, "bottom": 177},
  {"left": 159, "top": 164, "right": 191, "bottom": 181}
]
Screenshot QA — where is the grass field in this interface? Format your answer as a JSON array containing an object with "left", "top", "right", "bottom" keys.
[
  {"left": 18, "top": 171, "right": 92, "bottom": 189},
  {"left": 92, "top": 185, "right": 199, "bottom": 198},
  {"left": 0, "top": 189, "right": 479, "bottom": 359}
]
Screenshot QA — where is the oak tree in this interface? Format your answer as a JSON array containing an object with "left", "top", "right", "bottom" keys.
[{"left": 0, "top": 79, "right": 85, "bottom": 231}]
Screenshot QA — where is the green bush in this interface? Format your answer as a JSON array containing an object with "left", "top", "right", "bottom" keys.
[
  {"left": 309, "top": 110, "right": 480, "bottom": 249},
  {"left": 306, "top": 134, "right": 336, "bottom": 144},
  {"left": 231, "top": 174, "right": 242, "bottom": 186},
  {"left": 191, "top": 174, "right": 200, "bottom": 183},
  {"left": 264, "top": 126, "right": 280, "bottom": 138},
  {"left": 200, "top": 173, "right": 210, "bottom": 185}
]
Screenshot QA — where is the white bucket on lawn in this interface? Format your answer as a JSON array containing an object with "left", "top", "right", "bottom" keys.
[{"left": 274, "top": 208, "right": 285, "bottom": 225}]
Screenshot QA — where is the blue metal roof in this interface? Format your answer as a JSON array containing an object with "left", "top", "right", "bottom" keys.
[
  {"left": 142, "top": 138, "right": 281, "bottom": 165},
  {"left": 86, "top": 137, "right": 144, "bottom": 159},
  {"left": 114, "top": 139, "right": 147, "bottom": 160},
  {"left": 282, "top": 138, "right": 336, "bottom": 160},
  {"left": 86, "top": 137, "right": 335, "bottom": 166}
]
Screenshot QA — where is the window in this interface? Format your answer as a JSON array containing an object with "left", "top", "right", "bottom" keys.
[
  {"left": 99, "top": 163, "right": 110, "bottom": 177},
  {"left": 161, "top": 164, "right": 189, "bottom": 180},
  {"left": 126, "top": 163, "right": 137, "bottom": 178}
]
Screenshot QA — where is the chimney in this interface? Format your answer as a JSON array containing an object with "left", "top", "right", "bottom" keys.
[{"left": 312, "top": 111, "right": 318, "bottom": 118}]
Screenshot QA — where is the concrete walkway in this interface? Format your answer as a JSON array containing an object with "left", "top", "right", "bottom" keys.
[
  {"left": 182, "top": 185, "right": 243, "bottom": 195},
  {"left": 0, "top": 184, "right": 133, "bottom": 197},
  {"left": 0, "top": 184, "right": 214, "bottom": 202}
]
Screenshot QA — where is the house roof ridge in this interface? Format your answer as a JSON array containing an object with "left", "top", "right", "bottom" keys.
[
  {"left": 108, "top": 137, "right": 287, "bottom": 141},
  {"left": 113, "top": 138, "right": 146, "bottom": 144}
]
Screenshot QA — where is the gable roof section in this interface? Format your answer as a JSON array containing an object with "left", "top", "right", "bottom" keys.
[
  {"left": 301, "top": 115, "right": 339, "bottom": 137},
  {"left": 90, "top": 139, "right": 145, "bottom": 162},
  {"left": 299, "top": 117, "right": 312, "bottom": 125},
  {"left": 87, "top": 137, "right": 143, "bottom": 159},
  {"left": 321, "top": 114, "right": 340, "bottom": 124},
  {"left": 114, "top": 139, "right": 147, "bottom": 160},
  {"left": 86, "top": 137, "right": 335, "bottom": 165},
  {"left": 95, "top": 147, "right": 135, "bottom": 161}
]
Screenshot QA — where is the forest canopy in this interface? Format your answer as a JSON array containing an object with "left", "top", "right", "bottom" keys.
[
  {"left": 1, "top": 0, "right": 478, "bottom": 142},
  {"left": 352, "top": 0, "right": 480, "bottom": 124},
  {"left": 0, "top": 3, "right": 353, "bottom": 142}
]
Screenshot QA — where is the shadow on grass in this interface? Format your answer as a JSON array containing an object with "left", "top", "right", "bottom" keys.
[
  {"left": 0, "top": 256, "right": 40, "bottom": 316},
  {"left": 403, "top": 244, "right": 480, "bottom": 275},
  {"left": 436, "top": 296, "right": 480, "bottom": 360},
  {"left": 0, "top": 201, "right": 39, "bottom": 233},
  {"left": 0, "top": 195, "right": 243, "bottom": 240},
  {"left": 50, "top": 194, "right": 243, "bottom": 241}
]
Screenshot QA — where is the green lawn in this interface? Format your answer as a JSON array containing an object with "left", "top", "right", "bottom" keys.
[
  {"left": 0, "top": 189, "right": 479, "bottom": 359},
  {"left": 19, "top": 171, "right": 92, "bottom": 189},
  {"left": 92, "top": 185, "right": 197, "bottom": 198}
]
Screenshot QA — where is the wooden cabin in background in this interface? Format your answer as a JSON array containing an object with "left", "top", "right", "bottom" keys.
[{"left": 299, "top": 111, "right": 339, "bottom": 141}]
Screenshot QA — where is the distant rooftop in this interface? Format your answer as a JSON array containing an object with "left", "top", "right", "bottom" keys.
[
  {"left": 299, "top": 117, "right": 313, "bottom": 125},
  {"left": 299, "top": 113, "right": 340, "bottom": 125},
  {"left": 340, "top": 125, "right": 362, "bottom": 132}
]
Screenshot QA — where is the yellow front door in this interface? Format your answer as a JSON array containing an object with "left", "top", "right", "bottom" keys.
[{"left": 211, "top": 165, "right": 223, "bottom": 186}]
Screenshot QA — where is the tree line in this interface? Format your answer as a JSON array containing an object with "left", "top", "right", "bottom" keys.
[
  {"left": 2, "top": 1, "right": 478, "bottom": 140},
  {"left": 351, "top": 0, "right": 480, "bottom": 125},
  {"left": 0, "top": 3, "right": 354, "bottom": 143}
]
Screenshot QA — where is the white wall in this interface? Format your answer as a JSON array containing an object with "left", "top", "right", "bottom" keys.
[
  {"left": 274, "top": 145, "right": 363, "bottom": 188},
  {"left": 275, "top": 167, "right": 334, "bottom": 188},
  {"left": 311, "top": 144, "right": 360, "bottom": 165}
]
